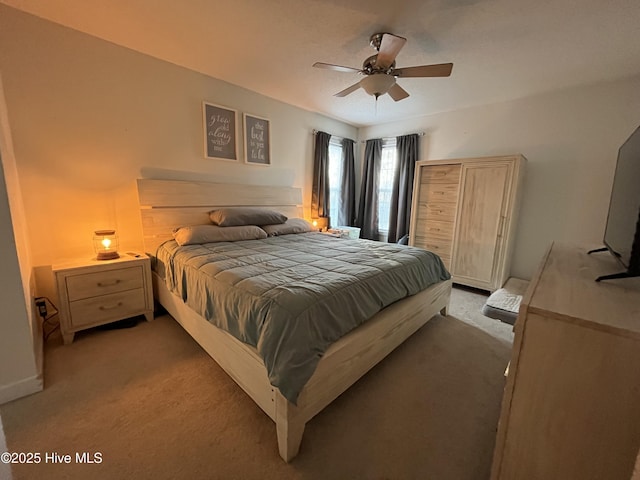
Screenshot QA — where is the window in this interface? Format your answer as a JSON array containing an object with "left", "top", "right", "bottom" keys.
[
  {"left": 328, "top": 138, "right": 343, "bottom": 227},
  {"left": 377, "top": 139, "right": 397, "bottom": 233}
]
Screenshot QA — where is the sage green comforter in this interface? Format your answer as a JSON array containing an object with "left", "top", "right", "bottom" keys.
[{"left": 156, "top": 233, "right": 450, "bottom": 403}]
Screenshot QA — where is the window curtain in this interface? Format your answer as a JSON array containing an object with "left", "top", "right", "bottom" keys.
[
  {"left": 311, "top": 131, "right": 331, "bottom": 220},
  {"left": 388, "top": 133, "right": 419, "bottom": 243},
  {"left": 338, "top": 138, "right": 356, "bottom": 226},
  {"left": 356, "top": 138, "right": 382, "bottom": 240}
]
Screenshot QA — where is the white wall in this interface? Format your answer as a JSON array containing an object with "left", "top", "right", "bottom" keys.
[
  {"left": 0, "top": 72, "right": 42, "bottom": 404},
  {"left": 0, "top": 150, "right": 41, "bottom": 403},
  {"left": 358, "top": 76, "right": 640, "bottom": 279},
  {"left": 0, "top": 5, "right": 355, "bottom": 272}
]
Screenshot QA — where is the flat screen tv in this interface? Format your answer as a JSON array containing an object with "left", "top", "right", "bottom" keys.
[{"left": 591, "top": 125, "right": 640, "bottom": 281}]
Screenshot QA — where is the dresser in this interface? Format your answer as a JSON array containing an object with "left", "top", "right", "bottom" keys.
[
  {"left": 409, "top": 155, "right": 525, "bottom": 291},
  {"left": 53, "top": 253, "right": 154, "bottom": 344},
  {"left": 491, "top": 242, "right": 640, "bottom": 480}
]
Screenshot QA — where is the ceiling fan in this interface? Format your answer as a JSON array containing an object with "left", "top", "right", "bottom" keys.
[{"left": 313, "top": 32, "right": 453, "bottom": 102}]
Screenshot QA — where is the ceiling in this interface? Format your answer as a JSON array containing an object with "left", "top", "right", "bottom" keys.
[{"left": 2, "top": 0, "right": 640, "bottom": 127}]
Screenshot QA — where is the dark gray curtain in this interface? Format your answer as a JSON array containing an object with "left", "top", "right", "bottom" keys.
[
  {"left": 338, "top": 138, "right": 356, "bottom": 226},
  {"left": 311, "top": 131, "right": 330, "bottom": 219},
  {"left": 356, "top": 139, "right": 382, "bottom": 240},
  {"left": 388, "top": 133, "right": 419, "bottom": 243}
]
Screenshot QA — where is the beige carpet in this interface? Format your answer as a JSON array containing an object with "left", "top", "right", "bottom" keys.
[{"left": 1, "top": 288, "right": 512, "bottom": 480}]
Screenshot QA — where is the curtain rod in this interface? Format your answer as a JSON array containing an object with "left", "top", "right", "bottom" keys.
[
  {"left": 360, "top": 131, "right": 425, "bottom": 143},
  {"left": 312, "top": 129, "right": 355, "bottom": 143},
  {"left": 313, "top": 129, "right": 423, "bottom": 143}
]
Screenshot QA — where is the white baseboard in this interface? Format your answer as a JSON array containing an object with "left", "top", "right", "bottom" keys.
[
  {"left": 0, "top": 298, "right": 47, "bottom": 405},
  {"left": 0, "top": 375, "right": 42, "bottom": 405}
]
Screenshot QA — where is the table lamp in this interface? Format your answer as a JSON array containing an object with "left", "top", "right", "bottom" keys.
[{"left": 93, "top": 229, "right": 120, "bottom": 260}]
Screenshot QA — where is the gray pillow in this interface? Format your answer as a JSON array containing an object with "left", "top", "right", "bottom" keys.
[
  {"left": 209, "top": 207, "right": 287, "bottom": 227},
  {"left": 173, "top": 224, "right": 267, "bottom": 246},
  {"left": 261, "top": 218, "right": 312, "bottom": 236}
]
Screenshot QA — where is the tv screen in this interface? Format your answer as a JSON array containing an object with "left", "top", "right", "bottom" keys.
[{"left": 603, "top": 125, "right": 640, "bottom": 272}]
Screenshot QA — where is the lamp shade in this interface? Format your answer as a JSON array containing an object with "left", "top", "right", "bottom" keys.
[
  {"left": 360, "top": 73, "right": 396, "bottom": 98},
  {"left": 93, "top": 230, "right": 120, "bottom": 260}
]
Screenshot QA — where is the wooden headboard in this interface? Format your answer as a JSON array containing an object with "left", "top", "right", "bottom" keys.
[{"left": 137, "top": 179, "right": 303, "bottom": 254}]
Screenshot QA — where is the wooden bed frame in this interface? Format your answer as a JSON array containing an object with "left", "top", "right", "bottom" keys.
[{"left": 137, "top": 178, "right": 452, "bottom": 462}]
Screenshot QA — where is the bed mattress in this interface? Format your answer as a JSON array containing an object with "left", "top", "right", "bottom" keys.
[{"left": 155, "top": 232, "right": 450, "bottom": 403}]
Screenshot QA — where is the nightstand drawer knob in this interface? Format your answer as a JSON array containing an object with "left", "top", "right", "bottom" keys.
[
  {"left": 97, "top": 279, "right": 121, "bottom": 287},
  {"left": 99, "top": 302, "right": 123, "bottom": 311}
]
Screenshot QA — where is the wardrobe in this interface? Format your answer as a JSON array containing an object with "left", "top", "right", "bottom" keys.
[{"left": 409, "top": 155, "right": 525, "bottom": 291}]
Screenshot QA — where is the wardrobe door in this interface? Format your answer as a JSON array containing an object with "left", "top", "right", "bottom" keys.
[{"left": 451, "top": 162, "right": 511, "bottom": 290}]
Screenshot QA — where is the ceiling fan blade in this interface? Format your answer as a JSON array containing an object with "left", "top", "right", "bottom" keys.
[
  {"left": 393, "top": 63, "right": 453, "bottom": 78},
  {"left": 313, "top": 62, "right": 362, "bottom": 74},
  {"left": 387, "top": 83, "right": 410, "bottom": 102},
  {"left": 334, "top": 81, "right": 362, "bottom": 97},
  {"left": 376, "top": 33, "right": 407, "bottom": 70}
]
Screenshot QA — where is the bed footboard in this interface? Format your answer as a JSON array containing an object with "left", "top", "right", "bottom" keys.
[{"left": 273, "top": 279, "right": 452, "bottom": 461}]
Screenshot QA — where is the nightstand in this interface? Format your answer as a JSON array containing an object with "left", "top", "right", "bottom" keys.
[{"left": 53, "top": 253, "right": 154, "bottom": 344}]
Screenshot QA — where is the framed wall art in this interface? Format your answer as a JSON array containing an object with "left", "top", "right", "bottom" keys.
[
  {"left": 243, "top": 113, "right": 271, "bottom": 166},
  {"left": 203, "top": 102, "right": 237, "bottom": 161}
]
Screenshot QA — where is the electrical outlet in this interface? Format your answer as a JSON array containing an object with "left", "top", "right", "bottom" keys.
[{"left": 35, "top": 297, "right": 47, "bottom": 318}]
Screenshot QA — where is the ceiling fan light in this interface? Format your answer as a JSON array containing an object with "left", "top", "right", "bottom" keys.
[{"left": 360, "top": 73, "right": 395, "bottom": 97}]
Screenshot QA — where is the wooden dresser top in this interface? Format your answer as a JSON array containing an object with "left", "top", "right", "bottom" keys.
[{"left": 524, "top": 242, "right": 640, "bottom": 338}]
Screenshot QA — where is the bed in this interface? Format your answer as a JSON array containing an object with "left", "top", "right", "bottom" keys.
[{"left": 137, "top": 178, "right": 452, "bottom": 461}]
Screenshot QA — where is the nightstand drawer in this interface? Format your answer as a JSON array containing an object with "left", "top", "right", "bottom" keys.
[
  {"left": 69, "top": 288, "right": 147, "bottom": 327},
  {"left": 66, "top": 266, "right": 143, "bottom": 301}
]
